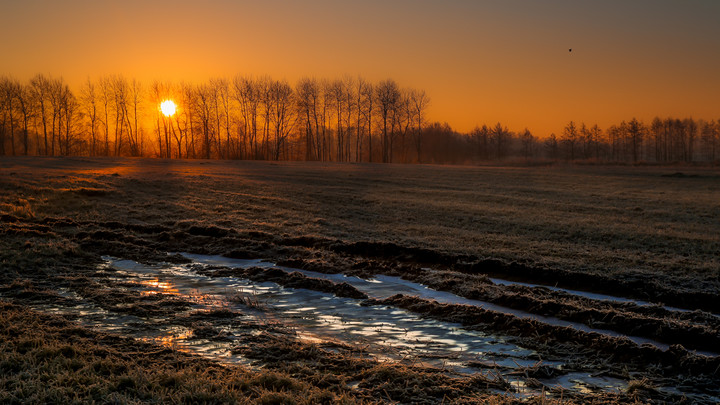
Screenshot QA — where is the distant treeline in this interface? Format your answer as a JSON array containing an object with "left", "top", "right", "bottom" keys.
[{"left": 1, "top": 74, "right": 718, "bottom": 164}]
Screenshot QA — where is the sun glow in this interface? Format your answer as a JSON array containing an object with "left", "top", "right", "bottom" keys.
[{"left": 160, "top": 100, "right": 177, "bottom": 117}]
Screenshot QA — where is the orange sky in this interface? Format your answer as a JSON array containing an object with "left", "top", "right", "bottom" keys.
[{"left": 2, "top": 0, "right": 719, "bottom": 135}]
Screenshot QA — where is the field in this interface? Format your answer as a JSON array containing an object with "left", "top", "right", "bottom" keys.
[{"left": 1, "top": 156, "right": 719, "bottom": 404}]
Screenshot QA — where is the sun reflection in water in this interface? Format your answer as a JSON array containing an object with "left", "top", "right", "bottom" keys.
[
  {"left": 137, "top": 278, "right": 179, "bottom": 295},
  {"left": 139, "top": 328, "right": 193, "bottom": 352}
]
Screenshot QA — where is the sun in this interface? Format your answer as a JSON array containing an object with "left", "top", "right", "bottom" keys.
[{"left": 160, "top": 100, "right": 177, "bottom": 117}]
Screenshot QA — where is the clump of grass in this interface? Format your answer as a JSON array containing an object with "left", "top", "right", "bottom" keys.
[
  {"left": 0, "top": 199, "right": 34, "bottom": 219},
  {"left": 190, "top": 322, "right": 232, "bottom": 341},
  {"left": 62, "top": 187, "right": 111, "bottom": 197},
  {"left": 626, "top": 378, "right": 657, "bottom": 396},
  {"left": 227, "top": 290, "right": 262, "bottom": 308}
]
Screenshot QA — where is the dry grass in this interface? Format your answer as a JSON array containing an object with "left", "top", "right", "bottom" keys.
[
  {"left": 2, "top": 157, "right": 718, "bottom": 281},
  {"left": 0, "top": 300, "right": 359, "bottom": 404}
]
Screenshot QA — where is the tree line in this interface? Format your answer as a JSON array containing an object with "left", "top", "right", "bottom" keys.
[{"left": 1, "top": 74, "right": 718, "bottom": 164}]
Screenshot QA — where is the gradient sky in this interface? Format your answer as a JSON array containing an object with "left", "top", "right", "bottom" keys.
[{"left": 2, "top": 0, "right": 719, "bottom": 135}]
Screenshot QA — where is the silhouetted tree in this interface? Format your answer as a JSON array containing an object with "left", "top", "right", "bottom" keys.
[
  {"left": 98, "top": 76, "right": 113, "bottom": 156},
  {"left": 684, "top": 118, "right": 697, "bottom": 162},
  {"left": 545, "top": 133, "right": 559, "bottom": 160},
  {"left": 561, "top": 121, "right": 577, "bottom": 161},
  {"left": 376, "top": 79, "right": 400, "bottom": 163},
  {"left": 359, "top": 80, "right": 374, "bottom": 162},
  {"left": 626, "top": 118, "right": 644, "bottom": 163},
  {"left": 0, "top": 77, "right": 11, "bottom": 155},
  {"left": 233, "top": 76, "right": 261, "bottom": 159},
  {"left": 179, "top": 82, "right": 196, "bottom": 158},
  {"left": 354, "top": 77, "right": 369, "bottom": 162},
  {"left": 491, "top": 122, "right": 510, "bottom": 159},
  {"left": 58, "top": 84, "right": 78, "bottom": 156},
  {"left": 1, "top": 77, "right": 19, "bottom": 155},
  {"left": 329, "top": 79, "right": 346, "bottom": 162},
  {"left": 701, "top": 120, "right": 718, "bottom": 161},
  {"left": 520, "top": 128, "right": 534, "bottom": 159},
  {"left": 80, "top": 79, "right": 100, "bottom": 156},
  {"left": 470, "top": 125, "right": 490, "bottom": 161},
  {"left": 195, "top": 83, "right": 213, "bottom": 159},
  {"left": 589, "top": 124, "right": 602, "bottom": 160},
  {"left": 15, "top": 81, "right": 32, "bottom": 155},
  {"left": 268, "top": 79, "right": 294, "bottom": 160},
  {"left": 410, "top": 89, "right": 429, "bottom": 163},
  {"left": 8, "top": 71, "right": 720, "bottom": 165},
  {"left": 296, "top": 77, "right": 320, "bottom": 161}
]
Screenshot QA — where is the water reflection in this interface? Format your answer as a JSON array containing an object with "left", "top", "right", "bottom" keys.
[
  {"left": 17, "top": 255, "right": 657, "bottom": 397},
  {"left": 137, "top": 278, "right": 179, "bottom": 295},
  {"left": 106, "top": 256, "right": 546, "bottom": 374}
]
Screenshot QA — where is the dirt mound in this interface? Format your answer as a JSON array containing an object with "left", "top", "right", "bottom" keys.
[
  {"left": 367, "top": 294, "right": 720, "bottom": 377},
  {"left": 201, "top": 266, "right": 368, "bottom": 300}
]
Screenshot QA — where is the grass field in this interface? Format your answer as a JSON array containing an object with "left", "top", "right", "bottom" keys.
[{"left": 1, "top": 156, "right": 719, "bottom": 403}]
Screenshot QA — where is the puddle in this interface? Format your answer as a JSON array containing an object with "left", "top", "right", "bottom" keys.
[
  {"left": 108, "top": 256, "right": 545, "bottom": 375},
  {"left": 183, "top": 254, "right": 675, "bottom": 351},
  {"left": 106, "top": 255, "right": 638, "bottom": 396},
  {"left": 23, "top": 268, "right": 255, "bottom": 368},
  {"left": 13, "top": 253, "right": 719, "bottom": 400}
]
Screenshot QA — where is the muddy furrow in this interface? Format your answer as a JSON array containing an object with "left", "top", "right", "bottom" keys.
[
  {"left": 5, "top": 213, "right": 719, "bottom": 355},
  {"left": 275, "top": 255, "right": 720, "bottom": 353},
  {"left": 7, "top": 212, "right": 719, "bottom": 315},
  {"left": 366, "top": 295, "right": 720, "bottom": 377}
]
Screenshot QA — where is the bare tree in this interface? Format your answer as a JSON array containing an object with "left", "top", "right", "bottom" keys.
[
  {"left": 562, "top": 121, "right": 578, "bottom": 161},
  {"left": 359, "top": 80, "right": 374, "bottom": 162},
  {"left": 1, "top": 77, "right": 19, "bottom": 155},
  {"left": 80, "top": 79, "right": 100, "bottom": 156},
  {"left": 520, "top": 128, "right": 534, "bottom": 160},
  {"left": 178, "top": 82, "right": 197, "bottom": 158},
  {"left": 110, "top": 76, "right": 128, "bottom": 156},
  {"left": 29, "top": 75, "right": 52, "bottom": 155},
  {"left": 353, "top": 77, "right": 367, "bottom": 162},
  {"left": 149, "top": 80, "right": 166, "bottom": 157},
  {"left": 410, "top": 89, "right": 429, "bottom": 163},
  {"left": 194, "top": 83, "right": 214, "bottom": 159},
  {"left": 545, "top": 133, "right": 559, "bottom": 160},
  {"left": 267, "top": 80, "right": 295, "bottom": 160},
  {"left": 0, "top": 77, "right": 11, "bottom": 155},
  {"left": 589, "top": 124, "right": 602, "bottom": 160},
  {"left": 470, "top": 125, "right": 490, "bottom": 161},
  {"left": 376, "top": 79, "right": 400, "bottom": 163},
  {"left": 15, "top": 81, "right": 33, "bottom": 155},
  {"left": 58, "top": 84, "right": 79, "bottom": 156},
  {"left": 318, "top": 79, "right": 331, "bottom": 161},
  {"left": 216, "top": 79, "right": 234, "bottom": 158},
  {"left": 233, "top": 76, "right": 262, "bottom": 159},
  {"left": 296, "top": 77, "right": 321, "bottom": 161},
  {"left": 395, "top": 89, "right": 413, "bottom": 163},
  {"left": 492, "top": 122, "right": 510, "bottom": 159},
  {"left": 208, "top": 78, "right": 230, "bottom": 158},
  {"left": 328, "top": 79, "right": 344, "bottom": 161},
  {"left": 701, "top": 120, "right": 718, "bottom": 161},
  {"left": 684, "top": 118, "right": 697, "bottom": 162},
  {"left": 47, "top": 77, "right": 67, "bottom": 156},
  {"left": 342, "top": 76, "right": 356, "bottom": 162},
  {"left": 98, "top": 76, "right": 112, "bottom": 156},
  {"left": 128, "top": 79, "right": 143, "bottom": 156}
]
